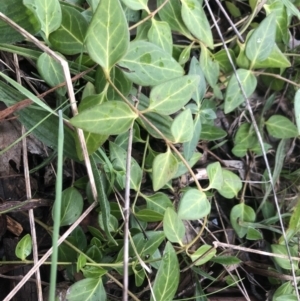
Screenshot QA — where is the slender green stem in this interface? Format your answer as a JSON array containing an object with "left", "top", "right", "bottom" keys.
[{"left": 48, "top": 110, "right": 64, "bottom": 301}]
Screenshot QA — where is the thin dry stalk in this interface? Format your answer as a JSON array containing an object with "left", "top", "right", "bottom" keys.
[{"left": 12, "top": 53, "right": 43, "bottom": 301}]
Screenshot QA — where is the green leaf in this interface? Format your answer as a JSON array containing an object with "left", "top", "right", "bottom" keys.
[
  {"left": 246, "top": 227, "right": 263, "bottom": 240},
  {"left": 75, "top": 130, "right": 108, "bottom": 161},
  {"left": 147, "top": 75, "right": 199, "bottom": 115},
  {"left": 135, "top": 209, "right": 164, "bottom": 222},
  {"left": 37, "top": 53, "right": 66, "bottom": 96},
  {"left": 251, "top": 44, "right": 291, "bottom": 69},
  {"left": 142, "top": 192, "right": 173, "bottom": 216},
  {"left": 171, "top": 109, "right": 194, "bottom": 143},
  {"left": 54, "top": 187, "right": 83, "bottom": 226},
  {"left": 181, "top": 0, "right": 213, "bottom": 48},
  {"left": 264, "top": 1, "right": 289, "bottom": 43},
  {"left": 118, "top": 41, "right": 184, "bottom": 86},
  {"left": 109, "top": 141, "right": 142, "bottom": 191},
  {"left": 217, "top": 169, "right": 242, "bottom": 199},
  {"left": 49, "top": 6, "right": 88, "bottom": 55},
  {"left": 163, "top": 207, "right": 185, "bottom": 244},
  {"left": 23, "top": 0, "right": 62, "bottom": 38},
  {"left": 86, "top": 0, "right": 129, "bottom": 71},
  {"left": 224, "top": 69, "right": 257, "bottom": 114},
  {"left": 157, "top": 0, "right": 193, "bottom": 39},
  {"left": 116, "top": 231, "right": 165, "bottom": 273},
  {"left": 86, "top": 245, "right": 102, "bottom": 262},
  {"left": 95, "top": 66, "right": 132, "bottom": 100},
  {"left": 66, "top": 278, "right": 106, "bottom": 301},
  {"left": 15, "top": 234, "right": 32, "bottom": 260},
  {"left": 178, "top": 188, "right": 211, "bottom": 220},
  {"left": 152, "top": 149, "right": 178, "bottom": 191},
  {"left": 183, "top": 115, "right": 201, "bottom": 160},
  {"left": 90, "top": 155, "right": 117, "bottom": 245},
  {"left": 151, "top": 242, "right": 179, "bottom": 301},
  {"left": 295, "top": 89, "right": 300, "bottom": 136},
  {"left": 179, "top": 45, "right": 192, "bottom": 66},
  {"left": 273, "top": 282, "right": 295, "bottom": 301},
  {"left": 207, "top": 162, "right": 223, "bottom": 190},
  {"left": 210, "top": 256, "right": 241, "bottom": 265},
  {"left": 188, "top": 57, "right": 206, "bottom": 105},
  {"left": 70, "top": 101, "right": 137, "bottom": 135},
  {"left": 245, "top": 12, "right": 276, "bottom": 64},
  {"left": 148, "top": 19, "right": 173, "bottom": 55},
  {"left": 77, "top": 253, "right": 87, "bottom": 272},
  {"left": 98, "top": 213, "right": 118, "bottom": 232},
  {"left": 200, "top": 46, "right": 219, "bottom": 88},
  {"left": 285, "top": 197, "right": 300, "bottom": 242},
  {"left": 200, "top": 124, "right": 227, "bottom": 141},
  {"left": 230, "top": 204, "right": 256, "bottom": 238},
  {"left": 265, "top": 115, "right": 298, "bottom": 139},
  {"left": 271, "top": 244, "right": 298, "bottom": 270},
  {"left": 121, "top": 0, "right": 148, "bottom": 11},
  {"left": 0, "top": 0, "right": 40, "bottom": 43},
  {"left": 190, "top": 245, "right": 216, "bottom": 266}
]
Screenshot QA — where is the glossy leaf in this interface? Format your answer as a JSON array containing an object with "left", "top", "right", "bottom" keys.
[
  {"left": 151, "top": 242, "right": 179, "bottom": 301},
  {"left": 171, "top": 109, "right": 193, "bottom": 142},
  {"left": 211, "top": 256, "right": 241, "bottom": 265},
  {"left": 0, "top": 0, "right": 40, "bottom": 43},
  {"left": 163, "top": 207, "right": 185, "bottom": 244},
  {"left": 245, "top": 12, "right": 276, "bottom": 64},
  {"left": 217, "top": 169, "right": 242, "bottom": 199},
  {"left": 90, "top": 155, "right": 117, "bottom": 245},
  {"left": 264, "top": 1, "right": 289, "bottom": 43},
  {"left": 15, "top": 234, "right": 32, "bottom": 260},
  {"left": 224, "top": 69, "right": 257, "bottom": 114},
  {"left": 200, "top": 124, "right": 227, "bottom": 141},
  {"left": 66, "top": 278, "right": 106, "bottom": 301},
  {"left": 252, "top": 44, "right": 290, "bottom": 69},
  {"left": 178, "top": 188, "right": 211, "bottom": 220},
  {"left": 265, "top": 115, "right": 298, "bottom": 139},
  {"left": 23, "top": 0, "right": 61, "bottom": 38},
  {"left": 95, "top": 66, "right": 132, "bottom": 100},
  {"left": 119, "top": 41, "right": 184, "bottom": 86},
  {"left": 295, "top": 90, "right": 300, "bottom": 136},
  {"left": 142, "top": 192, "right": 173, "bottom": 216},
  {"left": 230, "top": 204, "right": 256, "bottom": 238},
  {"left": 152, "top": 149, "right": 178, "bottom": 191},
  {"left": 272, "top": 282, "right": 295, "bottom": 301},
  {"left": 157, "top": 0, "right": 192, "bottom": 39},
  {"left": 70, "top": 101, "right": 137, "bottom": 135},
  {"left": 189, "top": 57, "right": 206, "bottom": 105},
  {"left": 271, "top": 244, "right": 298, "bottom": 270},
  {"left": 37, "top": 53, "right": 66, "bottom": 96},
  {"left": 49, "top": 6, "right": 88, "bottom": 55},
  {"left": 284, "top": 197, "right": 300, "bottom": 242},
  {"left": 109, "top": 141, "right": 142, "bottom": 191},
  {"left": 147, "top": 75, "right": 199, "bottom": 115},
  {"left": 207, "top": 162, "right": 223, "bottom": 190},
  {"left": 183, "top": 115, "right": 201, "bottom": 161},
  {"left": 121, "top": 0, "right": 148, "bottom": 11},
  {"left": 181, "top": 0, "right": 213, "bottom": 48},
  {"left": 116, "top": 231, "right": 165, "bottom": 269},
  {"left": 148, "top": 19, "right": 172, "bottom": 55},
  {"left": 135, "top": 209, "right": 164, "bottom": 222},
  {"left": 190, "top": 245, "right": 216, "bottom": 266},
  {"left": 200, "top": 46, "right": 219, "bottom": 88},
  {"left": 75, "top": 130, "right": 108, "bottom": 161},
  {"left": 86, "top": 0, "right": 129, "bottom": 71},
  {"left": 54, "top": 187, "right": 83, "bottom": 226}
]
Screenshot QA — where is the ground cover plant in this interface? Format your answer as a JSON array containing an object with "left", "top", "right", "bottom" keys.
[{"left": 1, "top": 0, "right": 300, "bottom": 300}]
